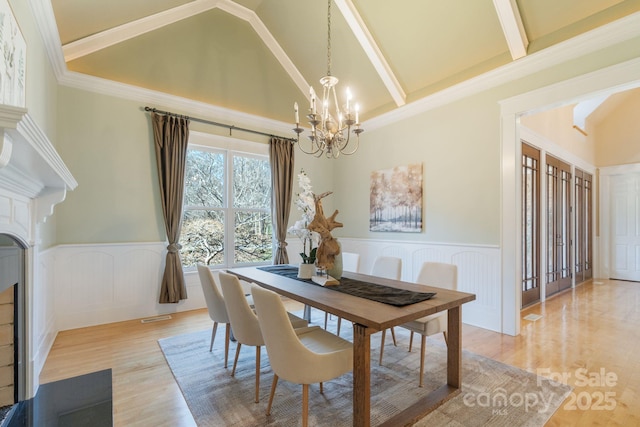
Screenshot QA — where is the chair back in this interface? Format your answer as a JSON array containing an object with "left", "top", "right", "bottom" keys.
[
  {"left": 371, "top": 256, "right": 402, "bottom": 280},
  {"left": 197, "top": 264, "right": 229, "bottom": 323},
  {"left": 416, "top": 262, "right": 457, "bottom": 290},
  {"left": 219, "top": 272, "right": 263, "bottom": 346},
  {"left": 251, "top": 285, "right": 336, "bottom": 383},
  {"left": 342, "top": 252, "right": 360, "bottom": 273}
]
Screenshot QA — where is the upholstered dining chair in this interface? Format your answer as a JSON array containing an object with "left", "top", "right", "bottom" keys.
[
  {"left": 324, "top": 252, "right": 361, "bottom": 331},
  {"left": 197, "top": 264, "right": 232, "bottom": 368},
  {"left": 396, "top": 261, "right": 457, "bottom": 387},
  {"left": 341, "top": 252, "right": 360, "bottom": 273},
  {"left": 218, "top": 271, "right": 307, "bottom": 403},
  {"left": 371, "top": 256, "right": 403, "bottom": 364},
  {"left": 251, "top": 284, "right": 353, "bottom": 427}
]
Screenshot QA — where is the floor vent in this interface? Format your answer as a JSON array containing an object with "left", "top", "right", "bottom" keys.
[
  {"left": 141, "top": 315, "right": 172, "bottom": 323},
  {"left": 523, "top": 314, "right": 543, "bottom": 322}
]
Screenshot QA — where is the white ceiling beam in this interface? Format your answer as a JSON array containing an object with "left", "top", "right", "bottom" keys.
[
  {"left": 62, "top": 0, "right": 225, "bottom": 62},
  {"left": 492, "top": 0, "right": 528, "bottom": 60},
  {"left": 61, "top": 0, "right": 310, "bottom": 98},
  {"left": 217, "top": 2, "right": 310, "bottom": 98},
  {"left": 334, "top": 0, "right": 406, "bottom": 107}
]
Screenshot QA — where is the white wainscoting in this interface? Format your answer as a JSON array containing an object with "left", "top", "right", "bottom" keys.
[
  {"left": 33, "top": 247, "right": 57, "bottom": 381},
  {"left": 51, "top": 238, "right": 501, "bottom": 333},
  {"left": 52, "top": 242, "right": 208, "bottom": 331},
  {"left": 288, "top": 237, "right": 502, "bottom": 333}
]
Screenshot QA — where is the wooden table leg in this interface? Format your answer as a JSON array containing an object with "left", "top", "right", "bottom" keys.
[
  {"left": 353, "top": 323, "right": 370, "bottom": 427},
  {"left": 447, "top": 306, "right": 462, "bottom": 388}
]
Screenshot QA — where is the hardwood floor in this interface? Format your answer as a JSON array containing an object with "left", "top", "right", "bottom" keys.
[{"left": 40, "top": 279, "right": 640, "bottom": 426}]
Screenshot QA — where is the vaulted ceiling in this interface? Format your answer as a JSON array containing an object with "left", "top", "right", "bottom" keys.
[{"left": 47, "top": 0, "right": 640, "bottom": 125}]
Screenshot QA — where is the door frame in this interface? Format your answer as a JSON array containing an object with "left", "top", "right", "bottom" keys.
[{"left": 500, "top": 57, "right": 640, "bottom": 336}]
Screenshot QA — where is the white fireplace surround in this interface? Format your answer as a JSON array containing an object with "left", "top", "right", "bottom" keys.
[{"left": 0, "top": 104, "right": 77, "bottom": 399}]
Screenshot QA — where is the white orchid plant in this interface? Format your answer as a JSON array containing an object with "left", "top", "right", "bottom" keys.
[{"left": 288, "top": 169, "right": 319, "bottom": 264}]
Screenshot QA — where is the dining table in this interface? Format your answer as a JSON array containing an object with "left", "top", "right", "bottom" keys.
[{"left": 227, "top": 265, "right": 476, "bottom": 427}]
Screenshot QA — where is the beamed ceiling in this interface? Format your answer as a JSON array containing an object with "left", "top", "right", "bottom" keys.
[{"left": 42, "top": 0, "right": 640, "bottom": 127}]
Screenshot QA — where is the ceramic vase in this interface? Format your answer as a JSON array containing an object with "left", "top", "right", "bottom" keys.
[{"left": 297, "top": 263, "right": 315, "bottom": 279}]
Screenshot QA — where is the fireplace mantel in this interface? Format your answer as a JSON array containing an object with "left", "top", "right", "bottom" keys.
[{"left": 0, "top": 104, "right": 77, "bottom": 233}]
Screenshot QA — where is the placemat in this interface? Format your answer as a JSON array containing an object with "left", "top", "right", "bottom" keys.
[{"left": 258, "top": 265, "right": 435, "bottom": 307}]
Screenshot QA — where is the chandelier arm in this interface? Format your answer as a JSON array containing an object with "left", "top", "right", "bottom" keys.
[
  {"left": 297, "top": 140, "right": 323, "bottom": 155},
  {"left": 337, "top": 131, "right": 361, "bottom": 156}
]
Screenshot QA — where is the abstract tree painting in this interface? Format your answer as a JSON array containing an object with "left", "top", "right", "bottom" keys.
[{"left": 370, "top": 163, "right": 422, "bottom": 232}]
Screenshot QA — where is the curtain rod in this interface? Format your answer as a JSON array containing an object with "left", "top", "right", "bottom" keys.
[{"left": 144, "top": 107, "right": 297, "bottom": 142}]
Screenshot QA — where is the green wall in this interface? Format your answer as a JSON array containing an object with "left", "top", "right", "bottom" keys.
[
  {"left": 331, "top": 35, "right": 640, "bottom": 246},
  {"left": 41, "top": 21, "right": 640, "bottom": 248},
  {"left": 54, "top": 89, "right": 166, "bottom": 244}
]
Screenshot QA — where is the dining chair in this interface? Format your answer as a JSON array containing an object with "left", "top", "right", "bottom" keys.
[
  {"left": 342, "top": 252, "right": 360, "bottom": 273},
  {"left": 218, "top": 271, "right": 308, "bottom": 403},
  {"left": 371, "top": 256, "right": 402, "bottom": 364},
  {"left": 397, "top": 261, "right": 457, "bottom": 387},
  {"left": 324, "top": 252, "right": 361, "bottom": 331},
  {"left": 251, "top": 284, "right": 353, "bottom": 427},
  {"left": 197, "top": 264, "right": 231, "bottom": 368}
]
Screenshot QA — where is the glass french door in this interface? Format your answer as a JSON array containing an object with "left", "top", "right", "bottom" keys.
[
  {"left": 574, "top": 169, "right": 593, "bottom": 284},
  {"left": 546, "top": 155, "right": 572, "bottom": 297},
  {"left": 522, "top": 143, "right": 541, "bottom": 307}
]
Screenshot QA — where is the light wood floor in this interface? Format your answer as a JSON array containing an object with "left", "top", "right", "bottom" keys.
[{"left": 40, "top": 279, "right": 640, "bottom": 426}]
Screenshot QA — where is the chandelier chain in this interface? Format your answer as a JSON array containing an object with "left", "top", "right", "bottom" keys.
[{"left": 327, "top": 0, "right": 332, "bottom": 76}]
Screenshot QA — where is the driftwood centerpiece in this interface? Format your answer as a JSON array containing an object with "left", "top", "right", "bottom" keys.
[{"left": 307, "top": 191, "right": 342, "bottom": 270}]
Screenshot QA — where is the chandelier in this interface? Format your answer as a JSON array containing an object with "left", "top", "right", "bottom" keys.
[{"left": 293, "top": 0, "right": 363, "bottom": 158}]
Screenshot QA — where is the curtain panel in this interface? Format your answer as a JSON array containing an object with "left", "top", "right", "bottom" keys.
[
  {"left": 269, "top": 138, "right": 295, "bottom": 264},
  {"left": 151, "top": 112, "right": 190, "bottom": 303}
]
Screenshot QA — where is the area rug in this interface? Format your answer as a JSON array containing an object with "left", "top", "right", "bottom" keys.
[{"left": 159, "top": 314, "right": 571, "bottom": 426}]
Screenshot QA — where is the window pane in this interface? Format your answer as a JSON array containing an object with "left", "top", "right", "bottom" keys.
[
  {"left": 233, "top": 156, "right": 271, "bottom": 209},
  {"left": 184, "top": 150, "right": 224, "bottom": 208},
  {"left": 234, "top": 211, "right": 272, "bottom": 263},
  {"left": 179, "top": 210, "right": 224, "bottom": 267}
]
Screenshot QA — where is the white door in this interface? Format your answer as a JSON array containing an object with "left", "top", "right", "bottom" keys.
[{"left": 610, "top": 174, "right": 640, "bottom": 281}]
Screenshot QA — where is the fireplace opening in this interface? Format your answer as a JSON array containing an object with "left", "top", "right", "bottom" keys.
[{"left": 0, "top": 234, "right": 25, "bottom": 425}]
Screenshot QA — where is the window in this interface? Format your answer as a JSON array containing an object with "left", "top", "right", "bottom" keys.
[{"left": 179, "top": 144, "right": 272, "bottom": 269}]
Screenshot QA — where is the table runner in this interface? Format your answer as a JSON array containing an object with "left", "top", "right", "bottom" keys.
[{"left": 257, "top": 265, "right": 435, "bottom": 307}]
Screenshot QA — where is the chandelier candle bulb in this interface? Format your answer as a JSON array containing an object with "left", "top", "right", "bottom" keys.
[
  {"left": 310, "top": 87, "right": 316, "bottom": 114},
  {"left": 355, "top": 104, "right": 359, "bottom": 125},
  {"left": 294, "top": 102, "right": 299, "bottom": 124}
]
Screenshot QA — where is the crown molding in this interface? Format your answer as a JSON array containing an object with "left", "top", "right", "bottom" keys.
[{"left": 58, "top": 71, "right": 296, "bottom": 137}]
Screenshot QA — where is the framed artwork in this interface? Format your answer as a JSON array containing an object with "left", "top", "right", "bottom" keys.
[
  {"left": 370, "top": 163, "right": 422, "bottom": 232},
  {"left": 0, "top": 0, "right": 26, "bottom": 107}
]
